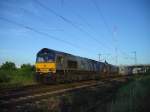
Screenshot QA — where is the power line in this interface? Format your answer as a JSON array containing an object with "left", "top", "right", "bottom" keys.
[
  {"left": 0, "top": 2, "right": 102, "bottom": 59},
  {"left": 57, "top": 1, "right": 116, "bottom": 63},
  {"left": 91, "top": 0, "right": 136, "bottom": 65},
  {"left": 74, "top": 13, "right": 94, "bottom": 31},
  {"left": 91, "top": 0, "right": 119, "bottom": 64},
  {"left": 2, "top": 3, "right": 64, "bottom": 32},
  {"left": 57, "top": 0, "right": 114, "bottom": 51},
  {"left": 34, "top": 0, "right": 113, "bottom": 51},
  {"left": 0, "top": 17, "right": 83, "bottom": 50},
  {"left": 91, "top": 0, "right": 114, "bottom": 39},
  {"left": 1, "top": 1, "right": 134, "bottom": 65}
]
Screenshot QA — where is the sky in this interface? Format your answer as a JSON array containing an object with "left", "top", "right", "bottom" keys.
[{"left": 0, "top": 0, "right": 150, "bottom": 66}]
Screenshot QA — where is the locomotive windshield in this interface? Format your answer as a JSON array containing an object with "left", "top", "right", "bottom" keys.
[{"left": 36, "top": 53, "right": 55, "bottom": 62}]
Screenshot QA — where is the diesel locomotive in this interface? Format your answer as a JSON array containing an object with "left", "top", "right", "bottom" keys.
[{"left": 35, "top": 48, "right": 118, "bottom": 83}]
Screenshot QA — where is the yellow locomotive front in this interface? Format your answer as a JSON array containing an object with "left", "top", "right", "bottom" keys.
[
  {"left": 35, "top": 48, "right": 56, "bottom": 83},
  {"left": 36, "top": 59, "right": 56, "bottom": 73}
]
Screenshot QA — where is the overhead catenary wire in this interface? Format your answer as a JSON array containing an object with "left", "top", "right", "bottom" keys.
[
  {"left": 60, "top": 0, "right": 131, "bottom": 64},
  {"left": 34, "top": 0, "right": 113, "bottom": 51},
  {"left": 0, "top": 2, "right": 105, "bottom": 60},
  {"left": 91, "top": 0, "right": 135, "bottom": 64},
  {"left": 57, "top": 1, "right": 116, "bottom": 63},
  {"left": 0, "top": 17, "right": 84, "bottom": 50},
  {"left": 90, "top": 0, "right": 118, "bottom": 63},
  {"left": 90, "top": 1, "right": 117, "bottom": 45},
  {"left": 0, "top": 16, "right": 103, "bottom": 61},
  {"left": 74, "top": 12, "right": 95, "bottom": 31},
  {"left": 71, "top": 11, "right": 115, "bottom": 62},
  {"left": 91, "top": 0, "right": 114, "bottom": 39},
  {"left": 1, "top": 3, "right": 64, "bottom": 32},
  {"left": 58, "top": 0, "right": 114, "bottom": 51},
  {"left": 1, "top": 1, "right": 134, "bottom": 64}
]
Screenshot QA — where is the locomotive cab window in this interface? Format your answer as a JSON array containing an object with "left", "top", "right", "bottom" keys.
[
  {"left": 67, "top": 60, "right": 77, "bottom": 69},
  {"left": 36, "top": 51, "right": 55, "bottom": 63}
]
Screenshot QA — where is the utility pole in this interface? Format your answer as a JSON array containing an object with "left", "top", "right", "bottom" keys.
[
  {"left": 98, "top": 53, "right": 110, "bottom": 62},
  {"left": 98, "top": 54, "right": 101, "bottom": 62},
  {"left": 132, "top": 51, "right": 137, "bottom": 65}
]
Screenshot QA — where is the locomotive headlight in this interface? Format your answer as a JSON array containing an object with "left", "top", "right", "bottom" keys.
[
  {"left": 49, "top": 68, "right": 55, "bottom": 72},
  {"left": 49, "top": 68, "right": 54, "bottom": 71},
  {"left": 37, "top": 68, "right": 40, "bottom": 71}
]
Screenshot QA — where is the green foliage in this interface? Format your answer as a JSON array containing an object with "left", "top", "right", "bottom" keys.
[
  {"left": 0, "top": 69, "right": 12, "bottom": 82},
  {"left": 19, "top": 64, "right": 35, "bottom": 76},
  {"left": 21, "top": 64, "right": 35, "bottom": 71},
  {"left": 0, "top": 62, "right": 36, "bottom": 87},
  {"left": 0, "top": 62, "right": 16, "bottom": 83},
  {"left": 0, "top": 61, "right": 16, "bottom": 70}
]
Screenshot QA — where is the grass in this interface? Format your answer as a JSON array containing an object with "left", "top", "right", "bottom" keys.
[{"left": 109, "top": 73, "right": 150, "bottom": 112}]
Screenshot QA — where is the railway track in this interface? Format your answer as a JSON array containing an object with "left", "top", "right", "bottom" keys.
[{"left": 0, "top": 76, "right": 130, "bottom": 112}]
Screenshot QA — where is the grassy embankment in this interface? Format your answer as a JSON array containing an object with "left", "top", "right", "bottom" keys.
[
  {"left": 110, "top": 73, "right": 150, "bottom": 112},
  {"left": 0, "top": 62, "right": 36, "bottom": 88}
]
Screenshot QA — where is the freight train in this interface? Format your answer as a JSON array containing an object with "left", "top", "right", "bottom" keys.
[{"left": 35, "top": 48, "right": 119, "bottom": 83}]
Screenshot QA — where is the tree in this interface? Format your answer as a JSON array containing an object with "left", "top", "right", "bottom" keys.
[
  {"left": 20, "top": 64, "right": 35, "bottom": 71},
  {"left": 19, "top": 64, "right": 35, "bottom": 77},
  {"left": 0, "top": 61, "right": 16, "bottom": 70}
]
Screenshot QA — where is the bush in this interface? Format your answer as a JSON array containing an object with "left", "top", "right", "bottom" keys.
[
  {"left": 21, "top": 64, "right": 35, "bottom": 71},
  {"left": 0, "top": 61, "right": 16, "bottom": 70},
  {"left": 0, "top": 62, "right": 36, "bottom": 86},
  {"left": 0, "top": 62, "right": 16, "bottom": 83},
  {"left": 0, "top": 70, "right": 12, "bottom": 83},
  {"left": 19, "top": 64, "right": 35, "bottom": 77}
]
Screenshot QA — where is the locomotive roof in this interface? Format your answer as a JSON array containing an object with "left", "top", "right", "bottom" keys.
[
  {"left": 37, "top": 48, "right": 71, "bottom": 56},
  {"left": 38, "top": 48, "right": 94, "bottom": 60}
]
